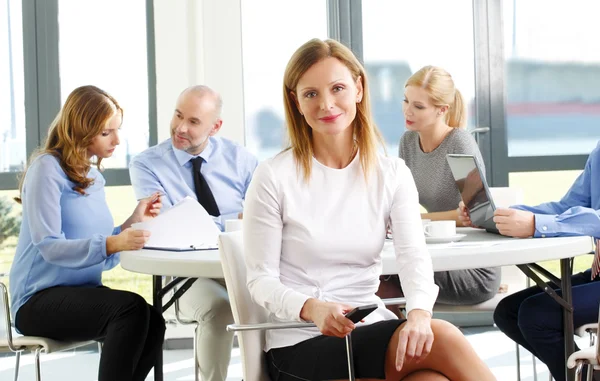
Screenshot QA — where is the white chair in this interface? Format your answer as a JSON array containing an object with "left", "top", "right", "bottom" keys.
[
  {"left": 576, "top": 323, "right": 598, "bottom": 348},
  {"left": 218, "top": 231, "right": 358, "bottom": 381},
  {"left": 0, "top": 281, "right": 98, "bottom": 381},
  {"left": 567, "top": 306, "right": 600, "bottom": 381}
]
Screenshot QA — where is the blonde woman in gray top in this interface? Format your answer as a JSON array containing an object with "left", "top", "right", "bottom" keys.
[{"left": 380, "top": 66, "right": 500, "bottom": 306}]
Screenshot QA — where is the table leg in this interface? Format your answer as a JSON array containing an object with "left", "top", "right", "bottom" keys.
[
  {"left": 560, "top": 258, "right": 575, "bottom": 381},
  {"left": 153, "top": 275, "right": 164, "bottom": 381}
]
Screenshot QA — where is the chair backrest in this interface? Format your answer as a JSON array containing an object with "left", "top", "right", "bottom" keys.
[
  {"left": 219, "top": 231, "right": 270, "bottom": 381},
  {"left": 489, "top": 187, "right": 524, "bottom": 208}
]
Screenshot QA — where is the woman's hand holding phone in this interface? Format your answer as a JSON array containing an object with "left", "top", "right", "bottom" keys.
[{"left": 300, "top": 299, "right": 355, "bottom": 338}]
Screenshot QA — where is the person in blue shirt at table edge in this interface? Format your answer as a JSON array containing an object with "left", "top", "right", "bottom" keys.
[
  {"left": 459, "top": 142, "right": 600, "bottom": 381},
  {"left": 9, "top": 85, "right": 166, "bottom": 381},
  {"left": 129, "top": 85, "right": 258, "bottom": 381}
]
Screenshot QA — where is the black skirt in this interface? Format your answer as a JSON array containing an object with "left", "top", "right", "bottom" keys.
[{"left": 266, "top": 319, "right": 406, "bottom": 381}]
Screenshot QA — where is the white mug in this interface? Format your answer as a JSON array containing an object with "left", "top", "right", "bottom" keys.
[
  {"left": 423, "top": 220, "right": 456, "bottom": 238},
  {"left": 225, "top": 219, "right": 243, "bottom": 232}
]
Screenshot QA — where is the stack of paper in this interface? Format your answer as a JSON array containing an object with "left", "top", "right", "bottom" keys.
[{"left": 132, "top": 196, "right": 221, "bottom": 251}]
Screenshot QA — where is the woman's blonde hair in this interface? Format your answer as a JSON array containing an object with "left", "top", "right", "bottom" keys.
[
  {"left": 405, "top": 65, "right": 466, "bottom": 128},
  {"left": 282, "top": 38, "right": 385, "bottom": 182},
  {"left": 15, "top": 85, "right": 122, "bottom": 202}
]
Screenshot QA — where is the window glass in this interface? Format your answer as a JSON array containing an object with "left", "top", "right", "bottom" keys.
[
  {"left": 241, "top": 0, "right": 328, "bottom": 161},
  {"left": 58, "top": 0, "right": 150, "bottom": 168},
  {"left": 362, "top": 0, "right": 476, "bottom": 155},
  {"left": 503, "top": 0, "right": 600, "bottom": 156},
  {"left": 0, "top": 0, "right": 26, "bottom": 173}
]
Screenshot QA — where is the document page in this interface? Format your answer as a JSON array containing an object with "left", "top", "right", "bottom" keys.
[{"left": 132, "top": 196, "right": 220, "bottom": 250}]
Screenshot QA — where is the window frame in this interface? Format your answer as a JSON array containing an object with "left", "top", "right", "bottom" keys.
[{"left": 0, "top": 0, "right": 157, "bottom": 190}]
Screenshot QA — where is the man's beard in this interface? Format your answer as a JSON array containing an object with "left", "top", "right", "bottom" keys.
[{"left": 172, "top": 130, "right": 209, "bottom": 154}]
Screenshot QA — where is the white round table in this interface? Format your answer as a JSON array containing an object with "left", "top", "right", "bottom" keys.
[
  {"left": 121, "top": 228, "right": 593, "bottom": 277},
  {"left": 121, "top": 227, "right": 593, "bottom": 381}
]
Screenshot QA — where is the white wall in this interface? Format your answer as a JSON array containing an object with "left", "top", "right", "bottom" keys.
[{"left": 153, "top": 0, "right": 245, "bottom": 145}]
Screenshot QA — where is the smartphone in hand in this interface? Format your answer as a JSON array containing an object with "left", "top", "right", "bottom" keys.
[{"left": 344, "top": 304, "right": 378, "bottom": 323}]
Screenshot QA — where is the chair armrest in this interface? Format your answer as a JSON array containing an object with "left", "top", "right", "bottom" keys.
[
  {"left": 227, "top": 322, "right": 316, "bottom": 332},
  {"left": 382, "top": 297, "right": 406, "bottom": 307},
  {"left": 568, "top": 347, "right": 598, "bottom": 368},
  {"left": 575, "top": 323, "right": 597, "bottom": 338}
]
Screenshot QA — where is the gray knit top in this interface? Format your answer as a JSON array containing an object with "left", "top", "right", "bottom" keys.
[{"left": 399, "top": 128, "right": 485, "bottom": 213}]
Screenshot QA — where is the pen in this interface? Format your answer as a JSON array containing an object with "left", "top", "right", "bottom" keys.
[{"left": 137, "top": 192, "right": 165, "bottom": 202}]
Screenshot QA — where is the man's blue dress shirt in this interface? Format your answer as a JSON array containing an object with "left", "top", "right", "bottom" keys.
[
  {"left": 512, "top": 141, "right": 600, "bottom": 239},
  {"left": 129, "top": 137, "right": 258, "bottom": 231}
]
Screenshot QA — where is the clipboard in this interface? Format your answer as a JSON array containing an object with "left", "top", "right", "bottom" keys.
[
  {"left": 132, "top": 196, "right": 221, "bottom": 251},
  {"left": 144, "top": 244, "right": 219, "bottom": 252}
]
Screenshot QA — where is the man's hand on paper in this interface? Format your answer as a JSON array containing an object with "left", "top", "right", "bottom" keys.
[{"left": 106, "top": 228, "right": 151, "bottom": 255}]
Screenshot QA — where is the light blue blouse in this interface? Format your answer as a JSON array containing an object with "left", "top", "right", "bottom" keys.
[{"left": 9, "top": 154, "right": 121, "bottom": 321}]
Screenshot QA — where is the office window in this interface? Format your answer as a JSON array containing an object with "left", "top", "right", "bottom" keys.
[
  {"left": 241, "top": 0, "right": 328, "bottom": 161},
  {"left": 58, "top": 0, "right": 150, "bottom": 169},
  {"left": 503, "top": 0, "right": 600, "bottom": 157},
  {"left": 0, "top": 0, "right": 25, "bottom": 173},
  {"left": 362, "top": 0, "right": 476, "bottom": 156}
]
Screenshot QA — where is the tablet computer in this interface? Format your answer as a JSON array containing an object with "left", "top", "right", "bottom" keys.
[{"left": 446, "top": 154, "right": 499, "bottom": 234}]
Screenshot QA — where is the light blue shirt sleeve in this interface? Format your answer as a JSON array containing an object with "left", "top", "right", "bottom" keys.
[
  {"left": 103, "top": 226, "right": 122, "bottom": 271},
  {"left": 129, "top": 159, "right": 173, "bottom": 208},
  {"left": 24, "top": 157, "right": 109, "bottom": 269},
  {"left": 512, "top": 150, "right": 600, "bottom": 238}
]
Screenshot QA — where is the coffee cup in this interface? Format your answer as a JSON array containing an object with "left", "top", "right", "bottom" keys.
[
  {"left": 421, "top": 219, "right": 431, "bottom": 230},
  {"left": 225, "top": 219, "right": 243, "bottom": 232},
  {"left": 423, "top": 220, "right": 456, "bottom": 238}
]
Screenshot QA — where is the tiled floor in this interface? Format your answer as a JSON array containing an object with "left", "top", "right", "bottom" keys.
[{"left": 2, "top": 325, "right": 579, "bottom": 381}]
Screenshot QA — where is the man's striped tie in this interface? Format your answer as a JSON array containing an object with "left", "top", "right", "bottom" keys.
[{"left": 591, "top": 238, "right": 600, "bottom": 280}]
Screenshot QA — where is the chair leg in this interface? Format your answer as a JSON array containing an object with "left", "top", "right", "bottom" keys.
[
  {"left": 532, "top": 353, "right": 538, "bottom": 381},
  {"left": 516, "top": 343, "right": 521, "bottom": 381},
  {"left": 13, "top": 351, "right": 21, "bottom": 381},
  {"left": 345, "top": 333, "right": 355, "bottom": 381},
  {"left": 574, "top": 362, "right": 583, "bottom": 381},
  {"left": 585, "top": 364, "right": 593, "bottom": 381},
  {"left": 34, "top": 348, "right": 42, "bottom": 381},
  {"left": 193, "top": 325, "right": 199, "bottom": 381}
]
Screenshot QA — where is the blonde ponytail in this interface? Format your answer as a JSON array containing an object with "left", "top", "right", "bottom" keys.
[{"left": 447, "top": 88, "right": 466, "bottom": 128}]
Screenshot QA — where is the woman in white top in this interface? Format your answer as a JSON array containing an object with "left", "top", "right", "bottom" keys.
[{"left": 244, "top": 39, "right": 495, "bottom": 381}]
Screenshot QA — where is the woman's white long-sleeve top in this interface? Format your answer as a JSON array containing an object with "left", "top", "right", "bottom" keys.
[{"left": 244, "top": 150, "right": 439, "bottom": 351}]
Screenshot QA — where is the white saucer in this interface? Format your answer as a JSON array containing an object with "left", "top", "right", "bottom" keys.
[{"left": 425, "top": 233, "right": 466, "bottom": 244}]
